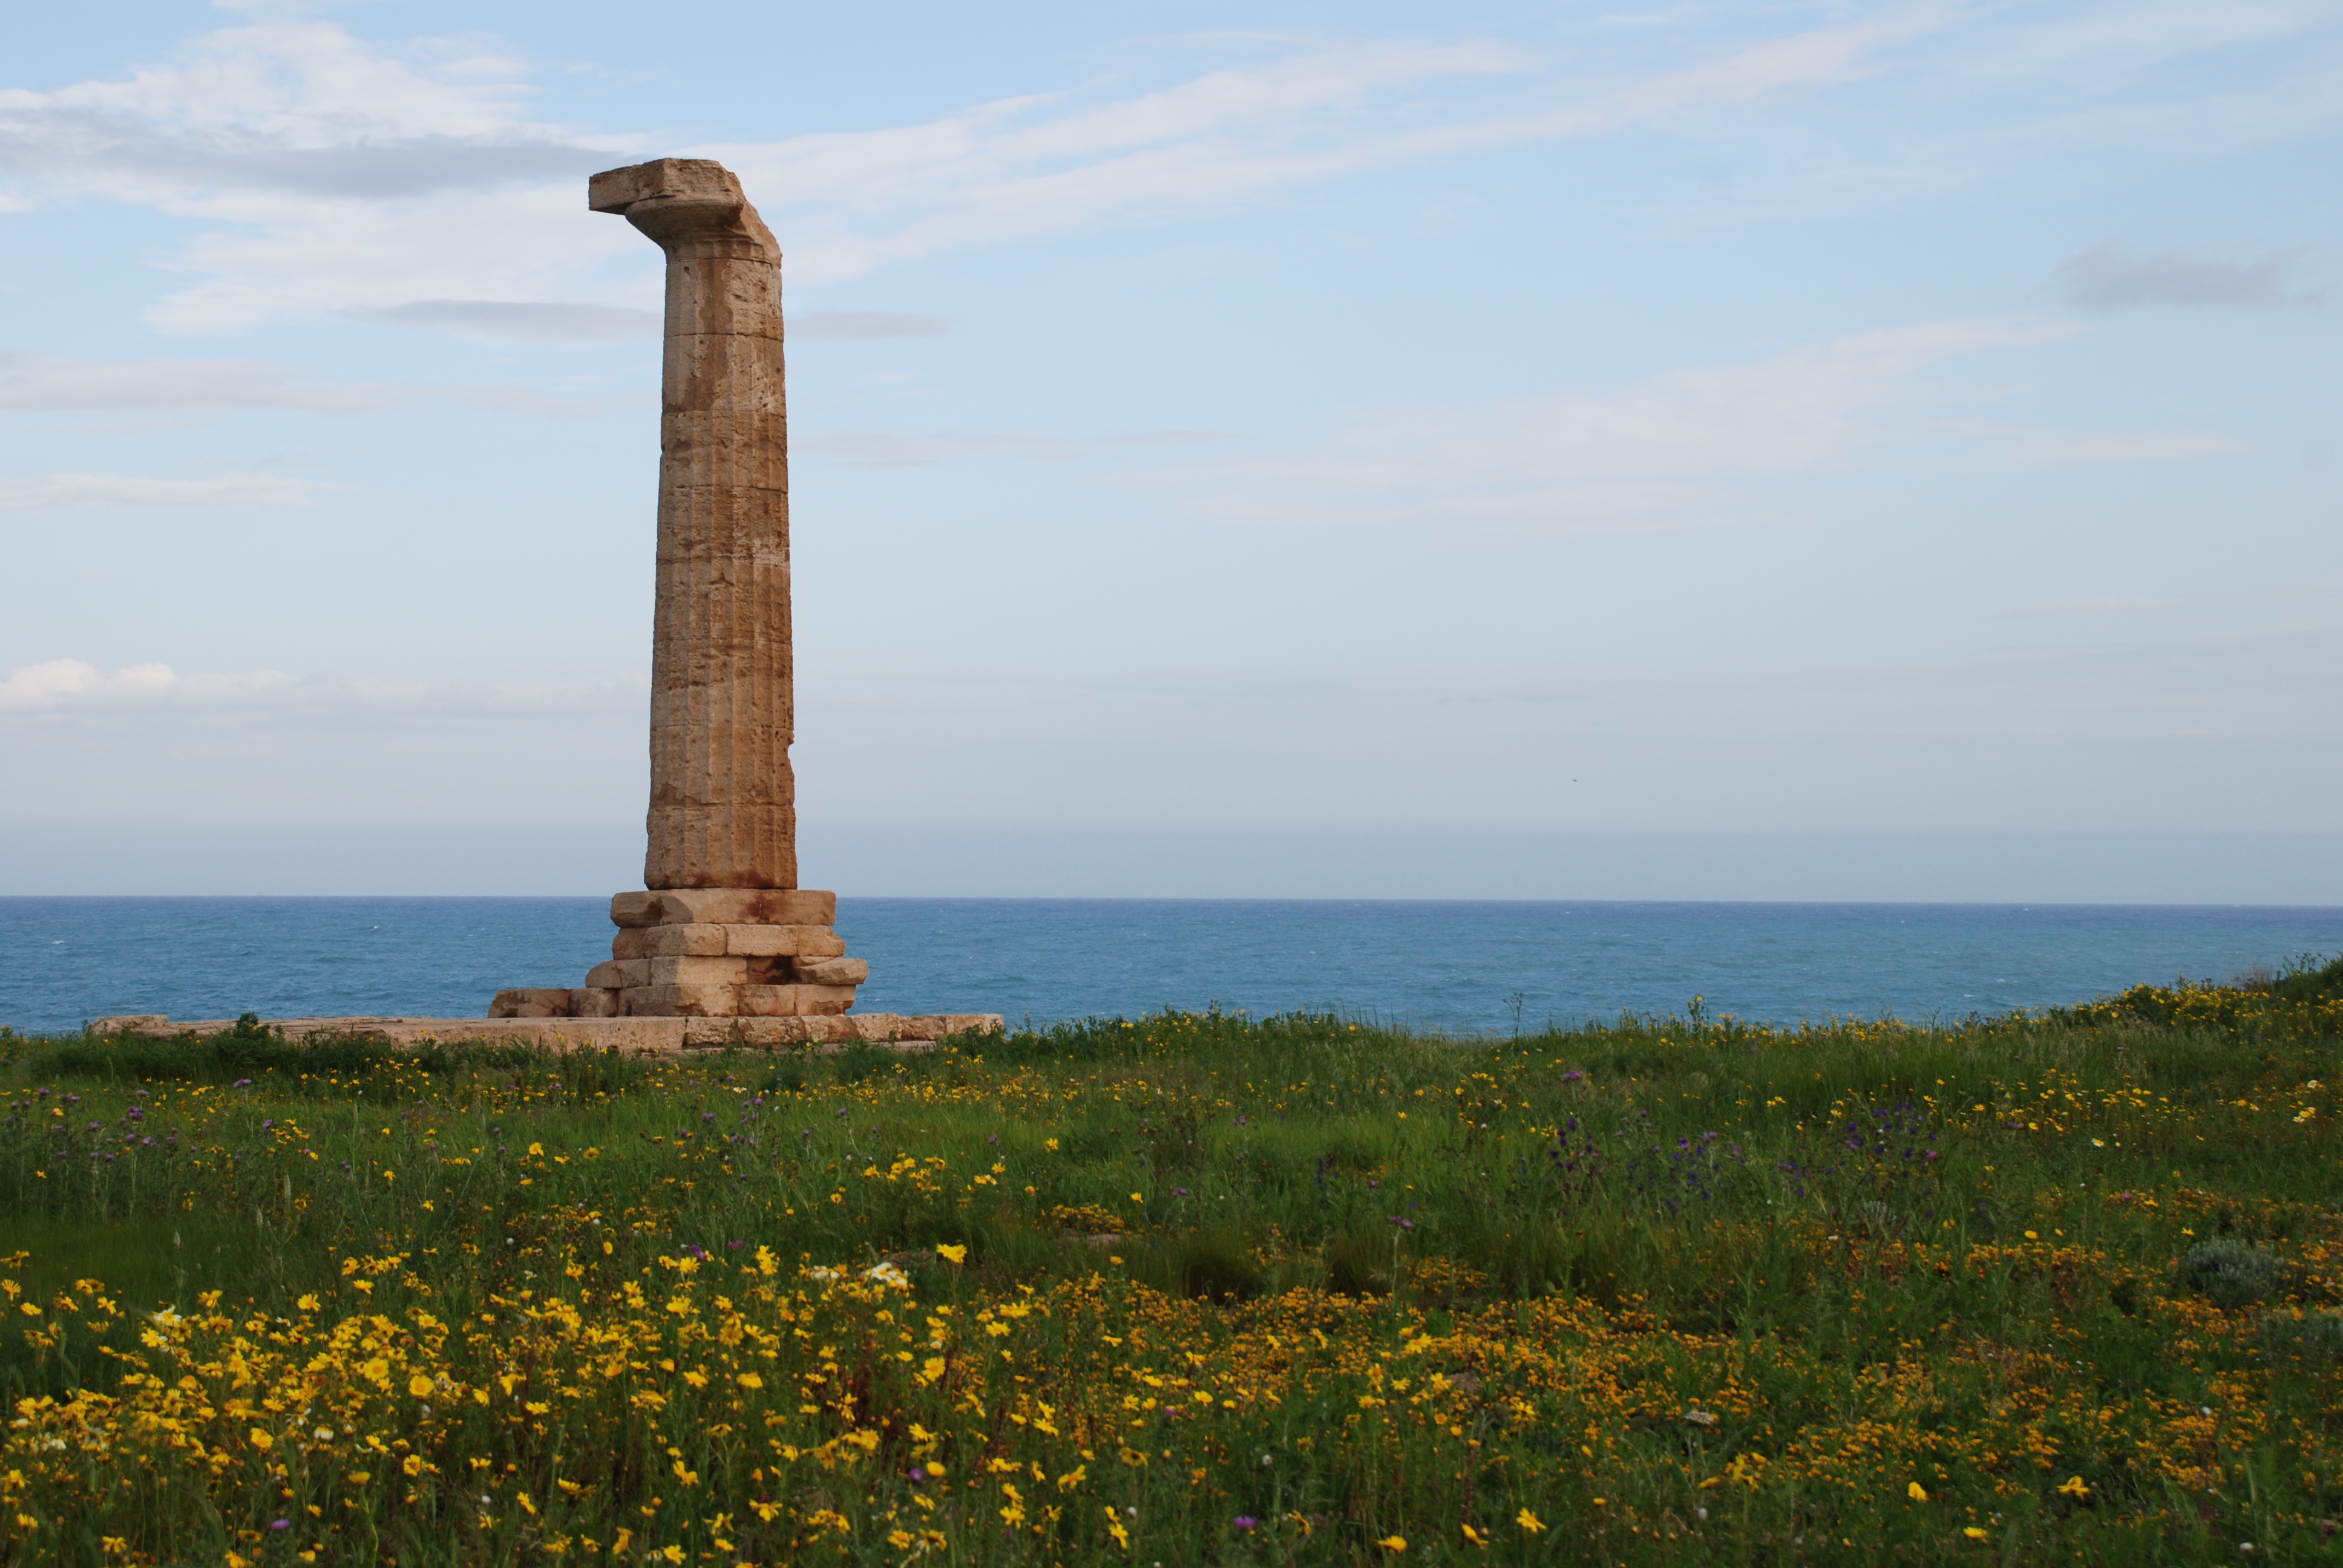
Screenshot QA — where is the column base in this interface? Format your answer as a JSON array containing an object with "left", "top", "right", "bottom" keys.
[{"left": 491, "top": 889, "right": 871, "bottom": 1020}]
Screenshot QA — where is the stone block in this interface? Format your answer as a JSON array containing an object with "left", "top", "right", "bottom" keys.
[
  {"left": 647, "top": 955, "right": 749, "bottom": 987},
  {"left": 87, "top": 1014, "right": 168, "bottom": 1036},
  {"left": 736, "top": 984, "right": 802, "bottom": 1017},
  {"left": 610, "top": 891, "right": 660, "bottom": 928},
  {"left": 794, "top": 956, "right": 868, "bottom": 986},
  {"left": 723, "top": 923, "right": 843, "bottom": 958},
  {"left": 650, "top": 889, "right": 836, "bottom": 927},
  {"left": 574, "top": 987, "right": 623, "bottom": 1019},
  {"left": 490, "top": 988, "right": 576, "bottom": 1020},
  {"left": 798, "top": 984, "right": 857, "bottom": 1016},
  {"left": 585, "top": 959, "right": 648, "bottom": 989},
  {"left": 623, "top": 984, "right": 738, "bottom": 1018},
  {"left": 612, "top": 924, "right": 727, "bottom": 959}
]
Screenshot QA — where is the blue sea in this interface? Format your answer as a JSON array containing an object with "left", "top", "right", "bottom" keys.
[{"left": 2, "top": 898, "right": 2340, "bottom": 1039}]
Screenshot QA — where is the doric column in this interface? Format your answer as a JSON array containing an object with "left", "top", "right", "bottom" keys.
[{"left": 589, "top": 158, "right": 795, "bottom": 889}]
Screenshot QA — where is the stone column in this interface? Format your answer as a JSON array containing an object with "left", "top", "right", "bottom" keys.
[{"left": 589, "top": 158, "right": 795, "bottom": 890}]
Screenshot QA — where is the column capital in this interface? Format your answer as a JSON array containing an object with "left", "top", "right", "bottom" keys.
[{"left": 589, "top": 158, "right": 779, "bottom": 258}]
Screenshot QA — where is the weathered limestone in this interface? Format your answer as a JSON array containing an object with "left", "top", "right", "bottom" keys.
[
  {"left": 591, "top": 158, "right": 797, "bottom": 892},
  {"left": 472, "top": 159, "right": 929, "bottom": 1026},
  {"left": 88, "top": 1014, "right": 1007, "bottom": 1054},
  {"left": 491, "top": 890, "right": 870, "bottom": 1021}
]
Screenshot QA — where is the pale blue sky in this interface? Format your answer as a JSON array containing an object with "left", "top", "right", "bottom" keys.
[{"left": 2, "top": 1, "right": 2338, "bottom": 896}]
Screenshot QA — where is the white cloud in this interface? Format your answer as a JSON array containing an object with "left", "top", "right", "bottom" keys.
[
  {"left": 795, "top": 312, "right": 949, "bottom": 342},
  {"left": 1178, "top": 316, "right": 2243, "bottom": 532},
  {"left": 346, "top": 299, "right": 658, "bottom": 339},
  {"left": 0, "top": 351, "right": 627, "bottom": 417},
  {"left": 2059, "top": 241, "right": 2324, "bottom": 310},
  {"left": 0, "top": 14, "right": 1952, "bottom": 325},
  {"left": 0, "top": 658, "right": 293, "bottom": 709},
  {"left": 717, "top": 15, "right": 1953, "bottom": 284},
  {"left": 0, "top": 657, "right": 646, "bottom": 713},
  {"left": 0, "top": 473, "right": 330, "bottom": 509},
  {"left": 0, "top": 350, "right": 393, "bottom": 411},
  {"left": 801, "top": 428, "right": 1228, "bottom": 468},
  {"left": 1978, "top": 1, "right": 2335, "bottom": 76}
]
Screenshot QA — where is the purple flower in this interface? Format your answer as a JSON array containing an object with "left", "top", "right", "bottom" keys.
[
  {"left": 232, "top": 1079, "right": 252, "bottom": 1088},
  {"left": 1234, "top": 1515, "right": 1259, "bottom": 1531},
  {"left": 909, "top": 1467, "right": 927, "bottom": 1482},
  {"left": 270, "top": 1519, "right": 290, "bottom": 1530},
  {"left": 1563, "top": 1070, "right": 1584, "bottom": 1083},
  {"left": 1173, "top": 1187, "right": 1190, "bottom": 1198}
]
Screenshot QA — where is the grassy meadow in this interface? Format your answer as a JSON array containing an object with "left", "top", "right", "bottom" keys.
[{"left": 1, "top": 961, "right": 2341, "bottom": 1566}]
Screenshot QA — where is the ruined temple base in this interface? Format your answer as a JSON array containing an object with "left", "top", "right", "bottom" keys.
[
  {"left": 492, "top": 889, "right": 876, "bottom": 1021},
  {"left": 84, "top": 889, "right": 1007, "bottom": 1052},
  {"left": 83, "top": 1013, "right": 1002, "bottom": 1054}
]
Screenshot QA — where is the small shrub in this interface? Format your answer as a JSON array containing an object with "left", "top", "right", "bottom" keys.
[{"left": 2182, "top": 1240, "right": 2282, "bottom": 1307}]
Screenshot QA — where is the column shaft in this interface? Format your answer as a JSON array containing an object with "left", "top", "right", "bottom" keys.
[{"left": 591, "top": 160, "right": 795, "bottom": 890}]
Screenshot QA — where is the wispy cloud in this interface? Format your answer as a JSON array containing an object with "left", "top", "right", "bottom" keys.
[
  {"left": 0, "top": 14, "right": 1955, "bottom": 325},
  {"left": 0, "top": 658, "right": 293, "bottom": 709},
  {"left": 1178, "top": 316, "right": 2240, "bottom": 532},
  {"left": 719, "top": 15, "right": 1953, "bottom": 284},
  {"left": 346, "top": 299, "right": 658, "bottom": 339},
  {"left": 2059, "top": 241, "right": 2324, "bottom": 309},
  {"left": 0, "top": 350, "right": 392, "bottom": 411},
  {"left": 802, "top": 428, "right": 1232, "bottom": 468},
  {"left": 0, "top": 351, "right": 626, "bottom": 417},
  {"left": 795, "top": 312, "right": 949, "bottom": 341},
  {"left": 0, "top": 657, "right": 647, "bottom": 713},
  {"left": 0, "top": 473, "right": 330, "bottom": 509}
]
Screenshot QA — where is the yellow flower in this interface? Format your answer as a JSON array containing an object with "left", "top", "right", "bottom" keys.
[
  {"left": 2057, "top": 1476, "right": 2089, "bottom": 1497},
  {"left": 1130, "top": 1192, "right": 1144, "bottom": 1203},
  {"left": 409, "top": 1374, "right": 434, "bottom": 1397},
  {"left": 1377, "top": 1536, "right": 1407, "bottom": 1552},
  {"left": 1964, "top": 1527, "right": 1990, "bottom": 1540},
  {"left": 738, "top": 1372, "right": 764, "bottom": 1390},
  {"left": 247, "top": 1428, "right": 273, "bottom": 1451},
  {"left": 403, "top": 1454, "right": 425, "bottom": 1477},
  {"left": 1908, "top": 1482, "right": 1928, "bottom": 1501},
  {"left": 296, "top": 1294, "right": 320, "bottom": 1312},
  {"left": 936, "top": 1244, "right": 968, "bottom": 1266},
  {"left": 1516, "top": 1509, "right": 1544, "bottom": 1532}
]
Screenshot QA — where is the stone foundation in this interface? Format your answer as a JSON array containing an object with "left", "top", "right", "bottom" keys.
[
  {"left": 492, "top": 889, "right": 872, "bottom": 1020},
  {"left": 84, "top": 1012, "right": 1002, "bottom": 1054}
]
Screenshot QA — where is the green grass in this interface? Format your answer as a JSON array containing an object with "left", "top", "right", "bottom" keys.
[{"left": 0, "top": 960, "right": 2338, "bottom": 1564}]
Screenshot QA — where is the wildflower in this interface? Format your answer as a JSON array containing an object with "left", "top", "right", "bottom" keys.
[
  {"left": 1377, "top": 1535, "right": 1408, "bottom": 1552},
  {"left": 408, "top": 1374, "right": 434, "bottom": 1397},
  {"left": 1965, "top": 1527, "right": 1990, "bottom": 1540},
  {"left": 1517, "top": 1509, "right": 1544, "bottom": 1532},
  {"left": 2057, "top": 1477, "right": 2090, "bottom": 1498},
  {"left": 247, "top": 1428, "right": 273, "bottom": 1451},
  {"left": 936, "top": 1244, "right": 968, "bottom": 1265},
  {"left": 1234, "top": 1515, "right": 1258, "bottom": 1530},
  {"left": 1909, "top": 1482, "right": 1928, "bottom": 1501}
]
